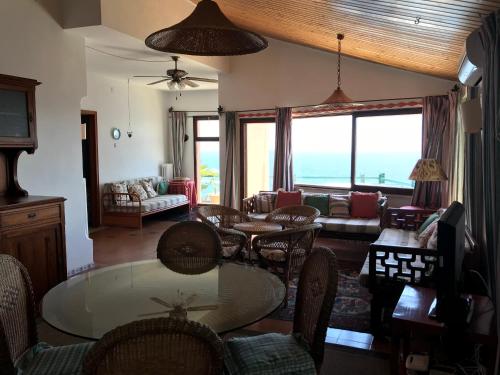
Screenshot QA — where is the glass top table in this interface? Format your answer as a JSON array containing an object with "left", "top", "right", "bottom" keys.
[{"left": 42, "top": 260, "right": 285, "bottom": 340}]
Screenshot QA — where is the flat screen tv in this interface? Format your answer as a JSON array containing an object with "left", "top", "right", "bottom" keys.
[{"left": 430, "top": 201, "right": 472, "bottom": 325}]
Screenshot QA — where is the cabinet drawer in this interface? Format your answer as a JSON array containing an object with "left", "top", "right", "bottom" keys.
[{"left": 0, "top": 204, "right": 61, "bottom": 228}]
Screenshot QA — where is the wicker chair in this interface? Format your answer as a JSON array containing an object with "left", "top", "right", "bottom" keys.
[
  {"left": 197, "top": 205, "right": 249, "bottom": 259},
  {"left": 252, "top": 223, "right": 322, "bottom": 306},
  {"left": 0, "top": 254, "right": 93, "bottom": 375},
  {"left": 157, "top": 221, "right": 222, "bottom": 275},
  {"left": 83, "top": 318, "right": 223, "bottom": 375},
  {"left": 265, "top": 205, "right": 320, "bottom": 229},
  {"left": 224, "top": 247, "right": 338, "bottom": 374}
]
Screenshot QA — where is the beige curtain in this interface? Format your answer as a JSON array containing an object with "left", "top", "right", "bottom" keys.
[{"left": 446, "top": 89, "right": 465, "bottom": 204}]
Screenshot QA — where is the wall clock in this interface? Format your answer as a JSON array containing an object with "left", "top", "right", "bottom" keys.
[{"left": 111, "top": 128, "right": 121, "bottom": 140}]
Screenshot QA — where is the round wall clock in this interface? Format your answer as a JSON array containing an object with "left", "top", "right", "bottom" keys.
[{"left": 111, "top": 128, "right": 121, "bottom": 140}]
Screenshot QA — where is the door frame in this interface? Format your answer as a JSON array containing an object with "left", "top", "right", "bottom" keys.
[{"left": 81, "top": 110, "right": 101, "bottom": 227}]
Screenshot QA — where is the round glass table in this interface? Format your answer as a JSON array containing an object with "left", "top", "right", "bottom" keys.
[{"left": 41, "top": 261, "right": 285, "bottom": 340}]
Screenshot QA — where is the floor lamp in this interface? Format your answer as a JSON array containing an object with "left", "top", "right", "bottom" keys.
[{"left": 408, "top": 158, "right": 448, "bottom": 209}]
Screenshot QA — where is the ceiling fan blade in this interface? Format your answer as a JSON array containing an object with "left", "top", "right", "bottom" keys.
[
  {"left": 183, "top": 79, "right": 199, "bottom": 88},
  {"left": 185, "top": 77, "right": 218, "bottom": 83},
  {"left": 147, "top": 78, "right": 170, "bottom": 86},
  {"left": 186, "top": 305, "right": 218, "bottom": 311},
  {"left": 150, "top": 297, "right": 172, "bottom": 309},
  {"left": 137, "top": 309, "right": 173, "bottom": 317},
  {"left": 133, "top": 75, "right": 168, "bottom": 78}
]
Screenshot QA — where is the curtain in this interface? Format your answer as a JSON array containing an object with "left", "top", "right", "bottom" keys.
[
  {"left": 411, "top": 93, "right": 457, "bottom": 208},
  {"left": 479, "top": 10, "right": 500, "bottom": 373},
  {"left": 272, "top": 107, "right": 294, "bottom": 191},
  {"left": 171, "top": 111, "right": 187, "bottom": 177},
  {"left": 223, "top": 112, "right": 238, "bottom": 208},
  {"left": 447, "top": 90, "right": 465, "bottom": 204}
]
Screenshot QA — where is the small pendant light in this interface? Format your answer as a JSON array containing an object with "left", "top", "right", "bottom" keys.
[
  {"left": 145, "top": 0, "right": 268, "bottom": 56},
  {"left": 321, "top": 34, "right": 354, "bottom": 106}
]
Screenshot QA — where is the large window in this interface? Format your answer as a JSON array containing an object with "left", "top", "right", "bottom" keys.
[
  {"left": 241, "top": 119, "right": 276, "bottom": 197},
  {"left": 194, "top": 117, "right": 220, "bottom": 204},
  {"left": 355, "top": 111, "right": 422, "bottom": 189},
  {"left": 292, "top": 115, "right": 352, "bottom": 187}
]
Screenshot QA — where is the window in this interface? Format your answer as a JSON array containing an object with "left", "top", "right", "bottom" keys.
[
  {"left": 241, "top": 119, "right": 276, "bottom": 197},
  {"left": 292, "top": 115, "right": 352, "bottom": 187},
  {"left": 194, "top": 117, "right": 220, "bottom": 204},
  {"left": 354, "top": 111, "right": 422, "bottom": 189}
]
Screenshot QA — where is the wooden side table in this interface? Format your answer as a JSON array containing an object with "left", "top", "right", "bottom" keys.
[
  {"left": 391, "top": 285, "right": 496, "bottom": 374},
  {"left": 168, "top": 179, "right": 197, "bottom": 209}
]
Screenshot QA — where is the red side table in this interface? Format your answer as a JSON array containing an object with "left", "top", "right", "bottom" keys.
[{"left": 168, "top": 179, "right": 197, "bottom": 209}]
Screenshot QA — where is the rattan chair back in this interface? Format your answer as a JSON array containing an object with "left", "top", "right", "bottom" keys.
[
  {"left": 157, "top": 221, "right": 222, "bottom": 274},
  {"left": 0, "top": 255, "right": 38, "bottom": 371},
  {"left": 293, "top": 247, "right": 338, "bottom": 371},
  {"left": 83, "top": 318, "right": 223, "bottom": 375},
  {"left": 265, "top": 205, "right": 320, "bottom": 228},
  {"left": 197, "top": 205, "right": 250, "bottom": 228}
]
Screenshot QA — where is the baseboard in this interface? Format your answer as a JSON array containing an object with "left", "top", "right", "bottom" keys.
[{"left": 67, "top": 262, "right": 95, "bottom": 277}]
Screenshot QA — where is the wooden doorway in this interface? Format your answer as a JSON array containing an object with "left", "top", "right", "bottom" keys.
[{"left": 81, "top": 110, "right": 100, "bottom": 228}]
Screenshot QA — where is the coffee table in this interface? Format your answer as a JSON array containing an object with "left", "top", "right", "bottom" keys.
[
  {"left": 233, "top": 221, "right": 283, "bottom": 260},
  {"left": 41, "top": 261, "right": 285, "bottom": 340}
]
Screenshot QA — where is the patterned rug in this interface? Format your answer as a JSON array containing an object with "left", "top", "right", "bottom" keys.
[{"left": 270, "top": 238, "right": 372, "bottom": 333}]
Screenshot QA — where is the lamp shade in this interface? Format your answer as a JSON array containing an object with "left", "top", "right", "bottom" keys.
[
  {"left": 321, "top": 87, "right": 353, "bottom": 106},
  {"left": 408, "top": 159, "right": 448, "bottom": 181},
  {"left": 145, "top": 0, "right": 268, "bottom": 56}
]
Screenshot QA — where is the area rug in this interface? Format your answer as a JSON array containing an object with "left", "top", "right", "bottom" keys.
[{"left": 270, "top": 238, "right": 372, "bottom": 333}]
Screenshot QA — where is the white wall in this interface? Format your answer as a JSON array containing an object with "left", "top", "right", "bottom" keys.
[
  {"left": 164, "top": 90, "right": 219, "bottom": 179},
  {"left": 81, "top": 73, "right": 168, "bottom": 185},
  {"left": 0, "top": 0, "right": 93, "bottom": 273}
]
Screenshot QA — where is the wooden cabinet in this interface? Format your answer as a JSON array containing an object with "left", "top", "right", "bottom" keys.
[{"left": 0, "top": 196, "right": 66, "bottom": 303}]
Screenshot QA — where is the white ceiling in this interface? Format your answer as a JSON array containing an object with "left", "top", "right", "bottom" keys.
[{"left": 75, "top": 26, "right": 219, "bottom": 91}]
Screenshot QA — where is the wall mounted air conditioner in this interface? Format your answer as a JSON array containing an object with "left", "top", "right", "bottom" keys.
[{"left": 458, "top": 28, "right": 483, "bottom": 86}]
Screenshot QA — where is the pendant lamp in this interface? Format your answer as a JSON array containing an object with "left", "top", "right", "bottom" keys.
[
  {"left": 321, "top": 34, "right": 354, "bottom": 106},
  {"left": 145, "top": 0, "right": 268, "bottom": 56}
]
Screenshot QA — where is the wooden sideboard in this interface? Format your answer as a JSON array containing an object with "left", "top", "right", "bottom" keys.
[{"left": 0, "top": 196, "right": 67, "bottom": 303}]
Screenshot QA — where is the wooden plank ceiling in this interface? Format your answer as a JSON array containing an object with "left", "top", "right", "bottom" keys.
[{"left": 192, "top": 0, "right": 500, "bottom": 80}]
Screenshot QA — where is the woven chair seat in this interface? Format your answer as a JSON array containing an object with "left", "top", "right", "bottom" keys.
[
  {"left": 224, "top": 333, "right": 316, "bottom": 375},
  {"left": 18, "top": 342, "right": 93, "bottom": 375},
  {"left": 260, "top": 247, "right": 306, "bottom": 263}
]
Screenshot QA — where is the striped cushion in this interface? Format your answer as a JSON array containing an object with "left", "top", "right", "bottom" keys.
[
  {"left": 109, "top": 195, "right": 188, "bottom": 213},
  {"left": 315, "top": 217, "right": 381, "bottom": 235},
  {"left": 254, "top": 194, "right": 276, "bottom": 213},
  {"left": 224, "top": 333, "right": 316, "bottom": 375},
  {"left": 22, "top": 342, "right": 93, "bottom": 375},
  {"left": 329, "top": 195, "right": 350, "bottom": 217}
]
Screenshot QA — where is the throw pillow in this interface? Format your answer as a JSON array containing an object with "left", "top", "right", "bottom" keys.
[
  {"left": 418, "top": 221, "right": 437, "bottom": 248},
  {"left": 329, "top": 195, "right": 351, "bottom": 217},
  {"left": 110, "top": 182, "right": 130, "bottom": 204},
  {"left": 157, "top": 180, "right": 169, "bottom": 195},
  {"left": 350, "top": 192, "right": 378, "bottom": 218},
  {"left": 127, "top": 183, "right": 148, "bottom": 202},
  {"left": 275, "top": 190, "right": 302, "bottom": 209},
  {"left": 254, "top": 194, "right": 276, "bottom": 213},
  {"left": 417, "top": 213, "right": 440, "bottom": 235},
  {"left": 141, "top": 179, "right": 158, "bottom": 198},
  {"left": 303, "top": 194, "right": 329, "bottom": 216},
  {"left": 427, "top": 225, "right": 438, "bottom": 249}
]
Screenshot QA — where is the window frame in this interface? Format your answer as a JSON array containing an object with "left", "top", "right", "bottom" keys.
[
  {"left": 239, "top": 117, "right": 276, "bottom": 202},
  {"left": 193, "top": 115, "right": 220, "bottom": 205},
  {"left": 293, "top": 108, "right": 423, "bottom": 195}
]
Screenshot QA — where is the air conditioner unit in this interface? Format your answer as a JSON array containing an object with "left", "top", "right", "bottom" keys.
[{"left": 458, "top": 28, "right": 483, "bottom": 86}]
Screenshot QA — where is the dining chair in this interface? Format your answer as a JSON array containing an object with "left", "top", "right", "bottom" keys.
[
  {"left": 265, "top": 205, "right": 320, "bottom": 229},
  {"left": 83, "top": 318, "right": 223, "bottom": 375},
  {"left": 0, "top": 254, "right": 93, "bottom": 375},
  {"left": 157, "top": 221, "right": 222, "bottom": 274},
  {"left": 252, "top": 223, "right": 322, "bottom": 306},
  {"left": 197, "top": 205, "right": 249, "bottom": 259},
  {"left": 224, "top": 247, "right": 338, "bottom": 374}
]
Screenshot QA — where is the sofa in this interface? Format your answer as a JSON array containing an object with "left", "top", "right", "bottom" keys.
[
  {"left": 102, "top": 176, "right": 189, "bottom": 229},
  {"left": 242, "top": 190, "right": 387, "bottom": 241}
]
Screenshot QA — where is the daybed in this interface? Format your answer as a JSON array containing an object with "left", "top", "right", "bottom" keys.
[
  {"left": 242, "top": 190, "right": 387, "bottom": 241},
  {"left": 102, "top": 176, "right": 189, "bottom": 229}
]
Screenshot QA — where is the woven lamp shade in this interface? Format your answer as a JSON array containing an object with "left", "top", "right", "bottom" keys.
[
  {"left": 409, "top": 159, "right": 448, "bottom": 181},
  {"left": 321, "top": 87, "right": 353, "bottom": 105},
  {"left": 145, "top": 0, "right": 268, "bottom": 56}
]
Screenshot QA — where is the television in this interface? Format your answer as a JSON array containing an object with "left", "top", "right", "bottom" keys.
[{"left": 429, "top": 201, "right": 473, "bottom": 325}]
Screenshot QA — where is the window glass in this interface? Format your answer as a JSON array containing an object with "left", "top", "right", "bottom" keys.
[
  {"left": 245, "top": 122, "right": 275, "bottom": 196},
  {"left": 195, "top": 119, "right": 220, "bottom": 204},
  {"left": 355, "top": 113, "right": 422, "bottom": 188}
]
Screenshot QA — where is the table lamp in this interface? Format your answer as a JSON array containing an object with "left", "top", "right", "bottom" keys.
[{"left": 408, "top": 158, "right": 448, "bottom": 208}]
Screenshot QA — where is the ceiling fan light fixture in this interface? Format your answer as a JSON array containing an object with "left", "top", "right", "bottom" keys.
[
  {"left": 167, "top": 80, "right": 176, "bottom": 90},
  {"left": 145, "top": 0, "right": 268, "bottom": 56}
]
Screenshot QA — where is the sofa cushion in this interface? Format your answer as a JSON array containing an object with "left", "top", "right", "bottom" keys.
[
  {"left": 374, "top": 228, "right": 421, "bottom": 248},
  {"left": 329, "top": 195, "right": 350, "bottom": 218},
  {"left": 127, "top": 183, "right": 148, "bottom": 202},
  {"left": 417, "top": 212, "right": 439, "bottom": 235},
  {"left": 315, "top": 216, "right": 381, "bottom": 235},
  {"left": 110, "top": 182, "right": 130, "bottom": 203},
  {"left": 111, "top": 195, "right": 188, "bottom": 213},
  {"left": 156, "top": 180, "right": 169, "bottom": 195},
  {"left": 254, "top": 193, "right": 276, "bottom": 213},
  {"left": 141, "top": 179, "right": 158, "bottom": 198},
  {"left": 418, "top": 221, "right": 438, "bottom": 248},
  {"left": 275, "top": 191, "right": 302, "bottom": 208},
  {"left": 303, "top": 194, "right": 329, "bottom": 216},
  {"left": 248, "top": 212, "right": 268, "bottom": 221},
  {"left": 351, "top": 192, "right": 378, "bottom": 218}
]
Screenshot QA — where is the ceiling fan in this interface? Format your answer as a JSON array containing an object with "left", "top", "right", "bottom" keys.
[{"left": 133, "top": 56, "right": 218, "bottom": 89}]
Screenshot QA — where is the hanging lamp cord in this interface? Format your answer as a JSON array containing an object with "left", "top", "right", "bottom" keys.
[{"left": 337, "top": 34, "right": 343, "bottom": 89}]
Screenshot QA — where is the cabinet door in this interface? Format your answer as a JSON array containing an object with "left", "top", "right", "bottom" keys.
[{"left": 1, "top": 224, "right": 63, "bottom": 302}]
